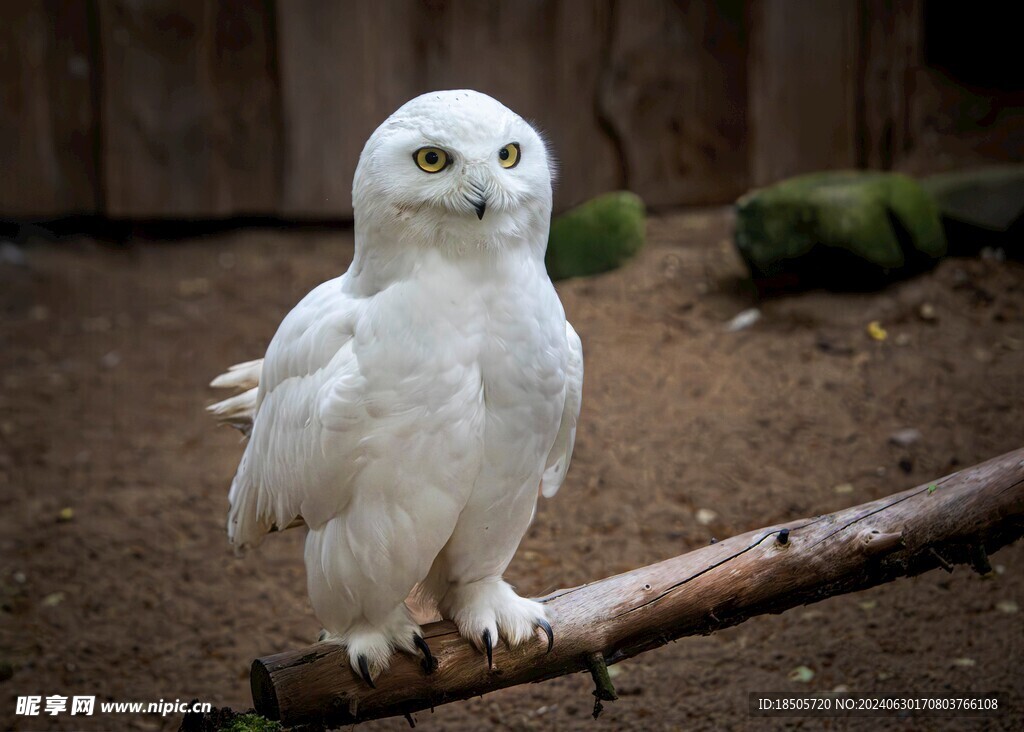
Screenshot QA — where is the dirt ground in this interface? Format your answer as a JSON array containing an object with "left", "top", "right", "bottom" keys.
[{"left": 1, "top": 209, "right": 1022, "bottom": 731}]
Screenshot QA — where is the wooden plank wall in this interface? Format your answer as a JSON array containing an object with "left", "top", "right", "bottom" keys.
[
  {"left": 99, "top": 0, "right": 281, "bottom": 216},
  {"left": 0, "top": 0, "right": 934, "bottom": 220},
  {"left": 0, "top": 0, "right": 98, "bottom": 217}
]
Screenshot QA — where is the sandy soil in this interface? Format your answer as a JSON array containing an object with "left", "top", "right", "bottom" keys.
[{"left": 1, "top": 209, "right": 1022, "bottom": 731}]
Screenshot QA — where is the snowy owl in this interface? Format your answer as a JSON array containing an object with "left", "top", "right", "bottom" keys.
[{"left": 208, "top": 90, "right": 584, "bottom": 685}]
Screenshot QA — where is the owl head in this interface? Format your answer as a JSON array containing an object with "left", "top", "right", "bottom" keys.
[{"left": 352, "top": 90, "right": 555, "bottom": 252}]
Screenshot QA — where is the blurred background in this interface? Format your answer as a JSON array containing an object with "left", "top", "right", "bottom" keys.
[
  {"left": 2, "top": 3, "right": 1023, "bottom": 731},
  {"left": 1, "top": 0, "right": 1021, "bottom": 223}
]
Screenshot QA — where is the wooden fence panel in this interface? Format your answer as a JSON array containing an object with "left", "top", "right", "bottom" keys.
[
  {"left": 860, "top": 0, "right": 923, "bottom": 170},
  {"left": 601, "top": 0, "right": 748, "bottom": 207},
  {"left": 276, "top": 0, "right": 622, "bottom": 217},
  {"left": 99, "top": 0, "right": 280, "bottom": 217},
  {"left": 0, "top": 0, "right": 969, "bottom": 221},
  {"left": 748, "top": 0, "right": 860, "bottom": 187},
  {"left": 0, "top": 0, "right": 98, "bottom": 217},
  {"left": 275, "top": 0, "right": 421, "bottom": 218}
]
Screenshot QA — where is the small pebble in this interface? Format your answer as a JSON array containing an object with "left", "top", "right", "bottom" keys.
[
  {"left": 952, "top": 658, "right": 976, "bottom": 668},
  {"left": 788, "top": 666, "right": 815, "bottom": 683},
  {"left": 0, "top": 243, "right": 26, "bottom": 266},
  {"left": 833, "top": 483, "right": 854, "bottom": 494},
  {"left": 12, "top": 571, "right": 26, "bottom": 584},
  {"left": 996, "top": 600, "right": 1018, "bottom": 614},
  {"left": 42, "top": 592, "right": 65, "bottom": 607},
  {"left": 889, "top": 428, "right": 922, "bottom": 447},
  {"left": 101, "top": 351, "right": 121, "bottom": 369},
  {"left": 725, "top": 308, "right": 761, "bottom": 332},
  {"left": 695, "top": 508, "right": 717, "bottom": 525},
  {"left": 918, "top": 303, "right": 937, "bottom": 321},
  {"left": 57, "top": 507, "right": 74, "bottom": 523}
]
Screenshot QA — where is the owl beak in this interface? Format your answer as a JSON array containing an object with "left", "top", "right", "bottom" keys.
[{"left": 467, "top": 176, "right": 488, "bottom": 220}]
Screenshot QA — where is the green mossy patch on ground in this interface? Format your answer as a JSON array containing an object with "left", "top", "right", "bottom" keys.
[
  {"left": 546, "top": 191, "right": 646, "bottom": 280},
  {"left": 735, "top": 171, "right": 947, "bottom": 291}
]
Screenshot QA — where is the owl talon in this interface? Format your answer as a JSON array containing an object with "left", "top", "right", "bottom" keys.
[
  {"left": 413, "top": 634, "right": 437, "bottom": 674},
  {"left": 357, "top": 654, "right": 376, "bottom": 688},
  {"left": 482, "top": 628, "right": 493, "bottom": 669},
  {"left": 535, "top": 618, "right": 554, "bottom": 654}
]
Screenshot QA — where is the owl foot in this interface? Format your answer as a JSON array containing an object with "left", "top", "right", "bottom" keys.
[
  {"left": 317, "top": 606, "right": 423, "bottom": 686},
  {"left": 482, "top": 628, "right": 493, "bottom": 669},
  {"left": 357, "top": 655, "right": 376, "bottom": 688},
  {"left": 413, "top": 633, "right": 437, "bottom": 674},
  {"left": 441, "top": 578, "right": 552, "bottom": 667},
  {"left": 536, "top": 617, "right": 554, "bottom": 653}
]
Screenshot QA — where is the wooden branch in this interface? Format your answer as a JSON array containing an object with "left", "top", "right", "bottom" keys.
[{"left": 251, "top": 448, "right": 1024, "bottom": 728}]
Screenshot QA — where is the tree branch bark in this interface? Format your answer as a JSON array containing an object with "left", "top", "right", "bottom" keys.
[{"left": 251, "top": 448, "right": 1024, "bottom": 728}]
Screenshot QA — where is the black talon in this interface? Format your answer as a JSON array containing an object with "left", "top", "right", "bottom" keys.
[
  {"left": 536, "top": 618, "right": 554, "bottom": 654},
  {"left": 413, "top": 634, "right": 437, "bottom": 674},
  {"left": 482, "top": 628, "right": 493, "bottom": 669},
  {"left": 357, "top": 654, "right": 376, "bottom": 688}
]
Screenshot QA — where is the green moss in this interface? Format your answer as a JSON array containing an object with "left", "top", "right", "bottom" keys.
[
  {"left": 222, "top": 713, "right": 282, "bottom": 732},
  {"left": 735, "top": 171, "right": 946, "bottom": 289},
  {"left": 545, "top": 191, "right": 646, "bottom": 280}
]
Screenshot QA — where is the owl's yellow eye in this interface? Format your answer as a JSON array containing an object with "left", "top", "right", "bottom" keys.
[
  {"left": 414, "top": 147, "right": 450, "bottom": 173},
  {"left": 498, "top": 142, "right": 520, "bottom": 169}
]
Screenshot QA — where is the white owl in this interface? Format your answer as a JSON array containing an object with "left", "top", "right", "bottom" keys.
[{"left": 209, "top": 90, "right": 584, "bottom": 685}]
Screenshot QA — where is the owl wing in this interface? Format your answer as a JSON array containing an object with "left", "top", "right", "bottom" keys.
[
  {"left": 225, "top": 275, "right": 361, "bottom": 548},
  {"left": 540, "top": 321, "right": 583, "bottom": 498}
]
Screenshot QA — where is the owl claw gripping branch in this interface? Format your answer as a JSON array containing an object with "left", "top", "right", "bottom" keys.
[{"left": 209, "top": 91, "right": 584, "bottom": 685}]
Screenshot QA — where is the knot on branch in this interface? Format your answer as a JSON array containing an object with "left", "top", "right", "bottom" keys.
[{"left": 858, "top": 528, "right": 904, "bottom": 555}]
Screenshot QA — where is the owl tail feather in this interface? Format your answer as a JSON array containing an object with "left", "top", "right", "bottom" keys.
[{"left": 207, "top": 359, "right": 263, "bottom": 437}]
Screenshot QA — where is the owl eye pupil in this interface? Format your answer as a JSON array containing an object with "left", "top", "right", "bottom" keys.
[
  {"left": 499, "top": 148, "right": 510, "bottom": 161},
  {"left": 425, "top": 151, "right": 439, "bottom": 165}
]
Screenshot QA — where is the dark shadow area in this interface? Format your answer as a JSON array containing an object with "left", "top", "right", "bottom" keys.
[
  {"left": 925, "top": 3, "right": 1021, "bottom": 93},
  {"left": 0, "top": 216, "right": 353, "bottom": 245}
]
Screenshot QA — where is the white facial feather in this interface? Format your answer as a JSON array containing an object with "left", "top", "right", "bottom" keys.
[{"left": 352, "top": 90, "right": 555, "bottom": 253}]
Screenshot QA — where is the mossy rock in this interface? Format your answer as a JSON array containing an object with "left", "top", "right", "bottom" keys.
[
  {"left": 920, "top": 165, "right": 1024, "bottom": 256},
  {"left": 921, "top": 165, "right": 1024, "bottom": 231},
  {"left": 545, "top": 191, "right": 646, "bottom": 280},
  {"left": 735, "top": 171, "right": 947, "bottom": 290}
]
